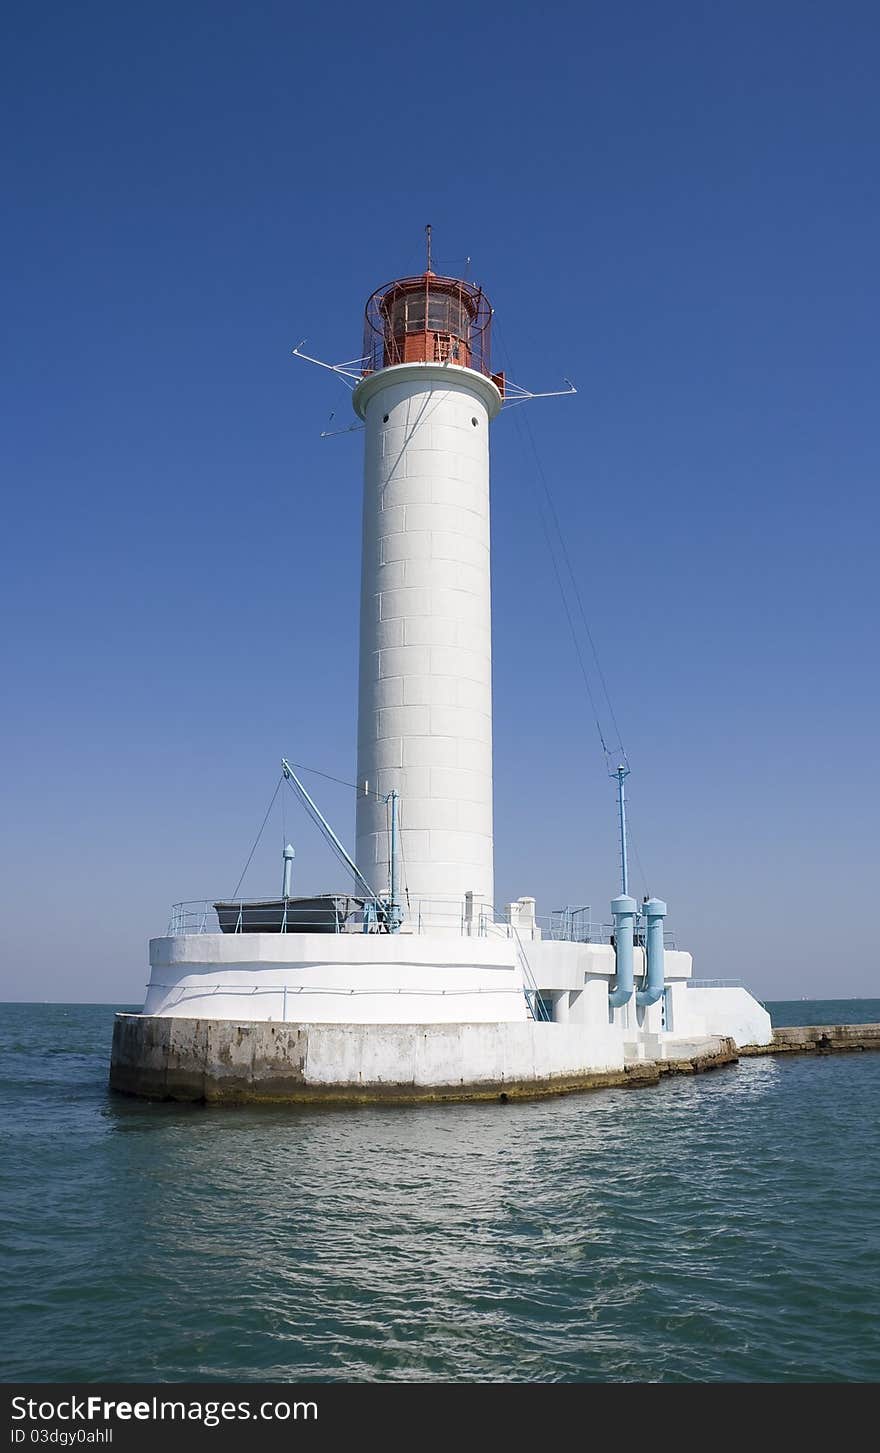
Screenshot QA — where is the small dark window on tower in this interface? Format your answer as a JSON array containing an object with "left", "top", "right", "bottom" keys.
[
  {"left": 471, "top": 417, "right": 478, "bottom": 427},
  {"left": 383, "top": 414, "right": 389, "bottom": 423}
]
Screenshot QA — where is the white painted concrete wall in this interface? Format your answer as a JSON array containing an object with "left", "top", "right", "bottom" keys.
[
  {"left": 523, "top": 938, "right": 693, "bottom": 989},
  {"left": 302, "top": 1020, "right": 624, "bottom": 1087},
  {"left": 144, "top": 932, "right": 528, "bottom": 1025},
  {"left": 352, "top": 364, "right": 502, "bottom": 923},
  {"left": 140, "top": 929, "right": 769, "bottom": 1069},
  {"left": 666, "top": 984, "right": 772, "bottom": 1047}
]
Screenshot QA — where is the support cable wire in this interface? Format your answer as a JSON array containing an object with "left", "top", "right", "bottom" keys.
[
  {"left": 231, "top": 777, "right": 283, "bottom": 900},
  {"left": 493, "top": 322, "right": 650, "bottom": 891},
  {"left": 279, "top": 756, "right": 411, "bottom": 913},
  {"left": 533, "top": 476, "right": 611, "bottom": 762},
  {"left": 280, "top": 757, "right": 388, "bottom": 801},
  {"left": 496, "top": 321, "right": 628, "bottom": 770},
  {"left": 619, "top": 797, "right": 650, "bottom": 901},
  {"left": 281, "top": 774, "right": 377, "bottom": 899}
]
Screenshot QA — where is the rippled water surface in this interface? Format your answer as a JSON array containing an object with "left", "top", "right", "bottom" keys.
[{"left": 2, "top": 1001, "right": 880, "bottom": 1382}]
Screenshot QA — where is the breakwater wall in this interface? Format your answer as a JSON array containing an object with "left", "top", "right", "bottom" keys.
[
  {"left": 109, "top": 1013, "right": 737, "bottom": 1105},
  {"left": 108, "top": 1015, "right": 880, "bottom": 1106},
  {"left": 739, "top": 1023, "right": 880, "bottom": 1057}
]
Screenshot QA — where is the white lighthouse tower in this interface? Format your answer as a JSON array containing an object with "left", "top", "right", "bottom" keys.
[
  {"left": 111, "top": 239, "right": 776, "bottom": 1102},
  {"left": 352, "top": 257, "right": 503, "bottom": 930}
]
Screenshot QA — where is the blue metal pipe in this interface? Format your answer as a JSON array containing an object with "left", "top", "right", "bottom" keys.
[
  {"left": 636, "top": 897, "right": 667, "bottom": 1006},
  {"left": 608, "top": 894, "right": 637, "bottom": 1009}
]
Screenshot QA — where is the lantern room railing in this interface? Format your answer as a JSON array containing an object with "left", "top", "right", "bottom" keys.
[{"left": 363, "top": 273, "right": 495, "bottom": 380}]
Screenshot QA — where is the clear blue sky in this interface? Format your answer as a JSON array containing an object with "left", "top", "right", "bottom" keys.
[{"left": 2, "top": 1, "right": 877, "bottom": 1002}]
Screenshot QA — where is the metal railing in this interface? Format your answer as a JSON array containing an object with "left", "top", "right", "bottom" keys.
[
  {"left": 548, "top": 906, "right": 596, "bottom": 942},
  {"left": 545, "top": 913, "right": 613, "bottom": 944},
  {"left": 169, "top": 901, "right": 222, "bottom": 935},
  {"left": 686, "top": 978, "right": 744, "bottom": 989},
  {"left": 165, "top": 896, "right": 676, "bottom": 947},
  {"left": 509, "top": 924, "right": 552, "bottom": 1021},
  {"left": 168, "top": 898, "right": 374, "bottom": 936}
]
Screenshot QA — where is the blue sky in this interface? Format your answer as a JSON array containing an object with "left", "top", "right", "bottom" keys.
[{"left": 2, "top": 1, "right": 877, "bottom": 1002}]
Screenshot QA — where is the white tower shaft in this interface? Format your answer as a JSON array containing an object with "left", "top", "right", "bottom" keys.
[{"left": 352, "top": 362, "right": 502, "bottom": 929}]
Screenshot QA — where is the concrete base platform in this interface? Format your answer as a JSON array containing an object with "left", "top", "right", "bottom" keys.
[{"left": 108, "top": 1013, "right": 738, "bottom": 1105}]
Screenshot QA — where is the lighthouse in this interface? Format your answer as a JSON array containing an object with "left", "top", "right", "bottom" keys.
[
  {"left": 352, "top": 263, "right": 503, "bottom": 929},
  {"left": 110, "top": 240, "right": 776, "bottom": 1104}
]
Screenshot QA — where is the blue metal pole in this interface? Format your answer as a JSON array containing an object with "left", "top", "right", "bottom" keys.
[
  {"left": 615, "top": 765, "right": 630, "bottom": 897},
  {"left": 636, "top": 897, "right": 667, "bottom": 1006},
  {"left": 608, "top": 894, "right": 637, "bottom": 1009},
  {"left": 389, "top": 790, "right": 400, "bottom": 933}
]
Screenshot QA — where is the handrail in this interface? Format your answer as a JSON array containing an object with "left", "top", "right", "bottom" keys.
[
  {"left": 510, "top": 926, "right": 552, "bottom": 1021},
  {"left": 164, "top": 897, "right": 675, "bottom": 948}
]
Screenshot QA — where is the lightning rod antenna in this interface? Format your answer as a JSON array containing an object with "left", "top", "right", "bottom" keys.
[{"left": 425, "top": 223, "right": 432, "bottom": 273}]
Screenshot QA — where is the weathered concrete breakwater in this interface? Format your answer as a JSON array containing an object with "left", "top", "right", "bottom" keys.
[
  {"left": 109, "top": 1014, "right": 736, "bottom": 1105},
  {"left": 739, "top": 1023, "right": 880, "bottom": 1057},
  {"left": 108, "top": 1015, "right": 880, "bottom": 1106}
]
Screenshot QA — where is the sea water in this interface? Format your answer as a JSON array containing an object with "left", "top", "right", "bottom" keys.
[{"left": 2, "top": 1000, "right": 879, "bottom": 1382}]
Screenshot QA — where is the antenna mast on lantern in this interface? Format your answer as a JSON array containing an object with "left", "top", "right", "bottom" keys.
[{"left": 425, "top": 223, "right": 432, "bottom": 273}]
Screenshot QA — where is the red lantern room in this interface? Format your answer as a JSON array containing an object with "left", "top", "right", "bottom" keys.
[{"left": 362, "top": 230, "right": 504, "bottom": 393}]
